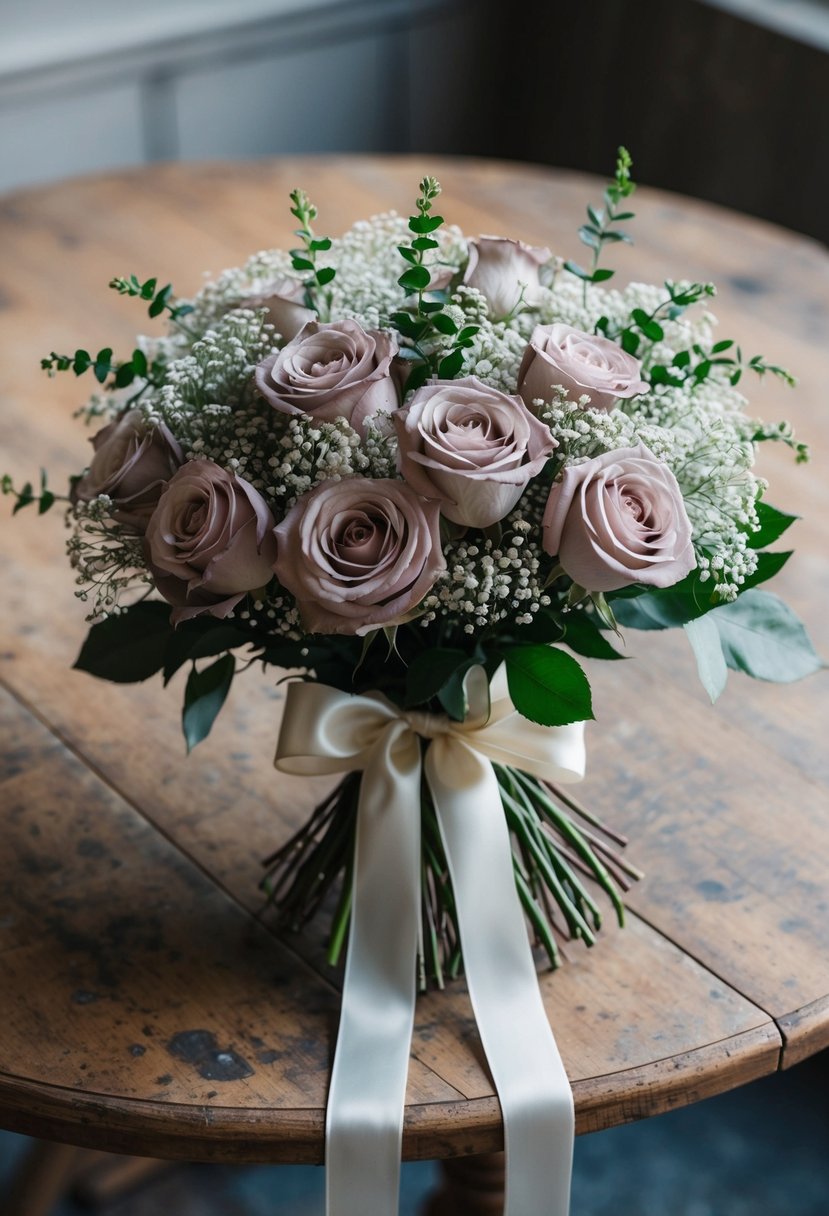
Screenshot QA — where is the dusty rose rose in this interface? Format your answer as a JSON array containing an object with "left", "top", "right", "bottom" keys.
[
  {"left": 393, "top": 376, "right": 556, "bottom": 528},
  {"left": 145, "top": 461, "right": 277, "bottom": 623},
  {"left": 272, "top": 477, "right": 444, "bottom": 635},
  {"left": 518, "top": 323, "right": 648, "bottom": 412},
  {"left": 542, "top": 443, "right": 695, "bottom": 592},
  {"left": 463, "top": 236, "right": 550, "bottom": 319},
  {"left": 238, "top": 276, "right": 314, "bottom": 343},
  {"left": 72, "top": 408, "right": 183, "bottom": 530},
  {"left": 254, "top": 318, "right": 398, "bottom": 432}
]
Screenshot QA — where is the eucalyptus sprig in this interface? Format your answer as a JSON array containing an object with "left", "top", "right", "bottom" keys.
[
  {"left": 566, "top": 146, "right": 636, "bottom": 305},
  {"left": 2, "top": 468, "right": 59, "bottom": 515},
  {"left": 289, "top": 189, "right": 335, "bottom": 316},
  {"left": 391, "top": 176, "right": 478, "bottom": 392},
  {"left": 109, "top": 274, "right": 195, "bottom": 330},
  {"left": 596, "top": 280, "right": 716, "bottom": 356},
  {"left": 40, "top": 345, "right": 164, "bottom": 393}
]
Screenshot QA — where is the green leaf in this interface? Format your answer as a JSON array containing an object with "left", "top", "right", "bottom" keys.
[
  {"left": 397, "top": 246, "right": 417, "bottom": 265},
  {"left": 411, "top": 236, "right": 439, "bottom": 252},
  {"left": 73, "top": 601, "right": 172, "bottom": 683},
  {"left": 711, "top": 590, "right": 823, "bottom": 683},
  {"left": 684, "top": 615, "right": 728, "bottom": 703},
  {"left": 740, "top": 549, "right": 792, "bottom": 590},
  {"left": 504, "top": 645, "right": 594, "bottom": 727},
  {"left": 564, "top": 260, "right": 590, "bottom": 281},
  {"left": 711, "top": 339, "right": 734, "bottom": 354},
  {"left": 437, "top": 349, "right": 464, "bottom": 379},
  {"left": 38, "top": 490, "right": 55, "bottom": 514},
  {"left": 620, "top": 329, "right": 640, "bottom": 356},
  {"left": 405, "top": 362, "right": 431, "bottom": 394},
  {"left": 398, "top": 265, "right": 431, "bottom": 293},
  {"left": 309, "top": 237, "right": 332, "bottom": 251},
  {"left": 408, "top": 214, "right": 443, "bottom": 234},
  {"left": 290, "top": 255, "right": 314, "bottom": 271},
  {"left": 404, "top": 648, "right": 469, "bottom": 708},
  {"left": 632, "top": 309, "right": 664, "bottom": 341},
  {"left": 611, "top": 572, "right": 718, "bottom": 630},
  {"left": 591, "top": 268, "right": 615, "bottom": 283},
  {"left": 316, "top": 266, "right": 336, "bottom": 286},
  {"left": 748, "top": 501, "right": 798, "bottom": 549},
  {"left": 562, "top": 613, "right": 625, "bottom": 661},
  {"left": 163, "top": 622, "right": 256, "bottom": 685},
  {"left": 182, "top": 654, "right": 235, "bottom": 752},
  {"left": 431, "top": 312, "right": 458, "bottom": 336},
  {"left": 113, "top": 363, "right": 136, "bottom": 388},
  {"left": 131, "top": 348, "right": 148, "bottom": 377}
]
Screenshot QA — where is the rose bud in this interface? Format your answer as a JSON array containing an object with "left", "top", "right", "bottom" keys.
[
  {"left": 394, "top": 376, "right": 556, "bottom": 528},
  {"left": 254, "top": 318, "right": 398, "bottom": 432},
  {"left": 463, "top": 236, "right": 550, "bottom": 320},
  {"left": 72, "top": 408, "right": 183, "bottom": 530},
  {"left": 542, "top": 443, "right": 695, "bottom": 592},
  {"left": 237, "top": 275, "right": 314, "bottom": 343},
  {"left": 518, "top": 323, "right": 648, "bottom": 413},
  {"left": 272, "top": 477, "right": 445, "bottom": 635},
  {"left": 145, "top": 460, "right": 277, "bottom": 623}
]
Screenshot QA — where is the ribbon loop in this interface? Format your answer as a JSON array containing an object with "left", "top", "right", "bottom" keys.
[{"left": 275, "top": 667, "right": 586, "bottom": 1216}]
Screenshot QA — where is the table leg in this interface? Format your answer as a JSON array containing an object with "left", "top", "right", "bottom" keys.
[
  {"left": 0, "top": 1141, "right": 91, "bottom": 1216},
  {"left": 423, "top": 1151, "right": 506, "bottom": 1216}
]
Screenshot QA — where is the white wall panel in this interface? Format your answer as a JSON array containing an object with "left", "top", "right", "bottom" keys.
[
  {"left": 174, "top": 34, "right": 401, "bottom": 159},
  {"left": 0, "top": 83, "right": 144, "bottom": 194}
]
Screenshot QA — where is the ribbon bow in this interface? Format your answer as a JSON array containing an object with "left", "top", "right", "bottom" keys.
[{"left": 275, "top": 665, "right": 585, "bottom": 1216}]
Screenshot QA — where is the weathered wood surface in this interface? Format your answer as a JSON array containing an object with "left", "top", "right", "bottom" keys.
[{"left": 0, "top": 157, "right": 827, "bottom": 1163}]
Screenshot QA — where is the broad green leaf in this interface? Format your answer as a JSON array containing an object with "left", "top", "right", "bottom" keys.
[
  {"left": 684, "top": 615, "right": 728, "bottom": 703},
  {"left": 711, "top": 590, "right": 823, "bottom": 683},
  {"left": 398, "top": 265, "right": 431, "bottom": 293},
  {"left": 73, "top": 601, "right": 172, "bottom": 683},
  {"left": 505, "top": 645, "right": 594, "bottom": 727},
  {"left": 182, "top": 654, "right": 235, "bottom": 752},
  {"left": 163, "top": 622, "right": 256, "bottom": 684},
  {"left": 747, "top": 501, "right": 798, "bottom": 549},
  {"left": 562, "top": 612, "right": 625, "bottom": 661},
  {"left": 611, "top": 572, "right": 718, "bottom": 630},
  {"left": 739, "top": 549, "right": 792, "bottom": 590},
  {"left": 404, "top": 648, "right": 470, "bottom": 708}
]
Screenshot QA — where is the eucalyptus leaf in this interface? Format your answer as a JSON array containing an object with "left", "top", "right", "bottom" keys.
[
  {"left": 684, "top": 615, "right": 728, "bottom": 703},
  {"left": 711, "top": 590, "right": 823, "bottom": 683},
  {"left": 182, "top": 654, "right": 235, "bottom": 752}
]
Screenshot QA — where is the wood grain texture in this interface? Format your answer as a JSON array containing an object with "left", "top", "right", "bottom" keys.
[{"left": 1, "top": 157, "right": 827, "bottom": 1161}]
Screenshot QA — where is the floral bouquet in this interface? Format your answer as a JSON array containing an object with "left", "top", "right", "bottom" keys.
[{"left": 6, "top": 150, "right": 819, "bottom": 1216}]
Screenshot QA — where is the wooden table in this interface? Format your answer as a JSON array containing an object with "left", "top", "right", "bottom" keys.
[{"left": 1, "top": 157, "right": 827, "bottom": 1214}]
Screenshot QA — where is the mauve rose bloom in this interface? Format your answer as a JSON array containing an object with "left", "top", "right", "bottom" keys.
[
  {"left": 254, "top": 318, "right": 398, "bottom": 432},
  {"left": 518, "top": 323, "right": 648, "bottom": 413},
  {"left": 394, "top": 376, "right": 556, "bottom": 528},
  {"left": 272, "top": 477, "right": 444, "bottom": 635},
  {"left": 145, "top": 461, "right": 277, "bottom": 624},
  {"left": 238, "top": 276, "right": 314, "bottom": 343},
  {"left": 463, "top": 236, "right": 551, "bottom": 319},
  {"left": 73, "top": 409, "right": 183, "bottom": 530},
  {"left": 542, "top": 443, "right": 695, "bottom": 592}
]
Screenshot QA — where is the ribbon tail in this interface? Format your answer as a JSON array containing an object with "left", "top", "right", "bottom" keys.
[
  {"left": 326, "top": 724, "right": 422, "bottom": 1216},
  {"left": 426, "top": 742, "right": 574, "bottom": 1216}
]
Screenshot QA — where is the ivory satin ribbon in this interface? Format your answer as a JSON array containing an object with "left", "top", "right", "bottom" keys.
[{"left": 275, "top": 665, "right": 586, "bottom": 1216}]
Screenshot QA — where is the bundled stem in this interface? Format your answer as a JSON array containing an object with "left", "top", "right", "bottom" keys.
[{"left": 261, "top": 765, "right": 634, "bottom": 989}]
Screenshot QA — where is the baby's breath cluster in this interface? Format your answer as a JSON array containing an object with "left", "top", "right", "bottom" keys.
[{"left": 420, "top": 516, "right": 550, "bottom": 633}]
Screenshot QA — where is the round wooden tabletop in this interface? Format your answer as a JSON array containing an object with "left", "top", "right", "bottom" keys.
[{"left": 1, "top": 156, "right": 827, "bottom": 1166}]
